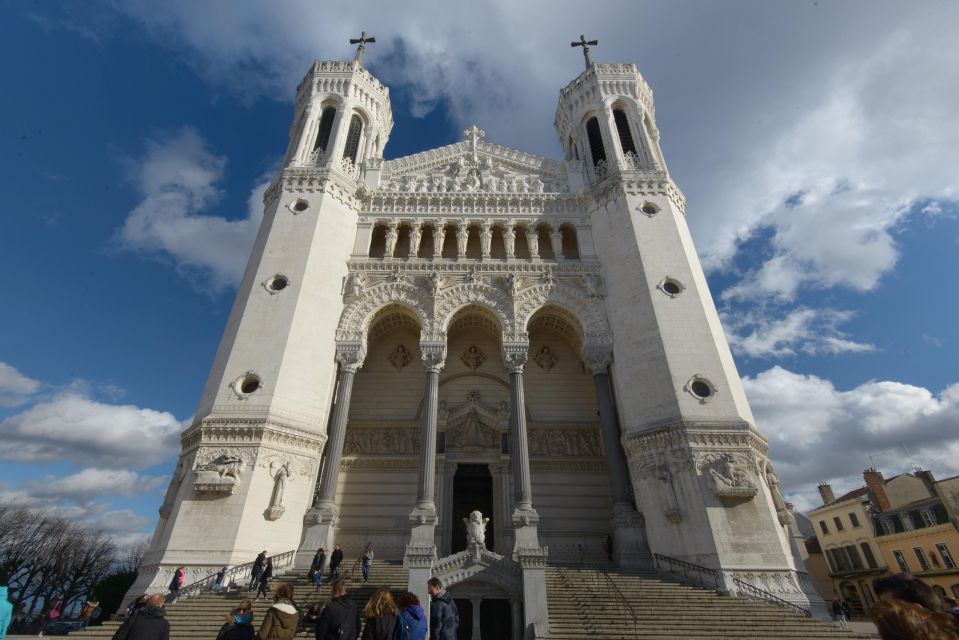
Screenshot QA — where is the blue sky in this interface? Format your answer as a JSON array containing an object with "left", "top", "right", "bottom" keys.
[{"left": 1, "top": 0, "right": 957, "bottom": 544}]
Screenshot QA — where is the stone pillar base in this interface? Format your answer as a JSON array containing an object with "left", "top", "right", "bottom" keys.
[
  {"left": 296, "top": 502, "right": 338, "bottom": 569},
  {"left": 611, "top": 504, "right": 653, "bottom": 569},
  {"left": 405, "top": 508, "right": 438, "bottom": 623},
  {"left": 512, "top": 508, "right": 549, "bottom": 639}
]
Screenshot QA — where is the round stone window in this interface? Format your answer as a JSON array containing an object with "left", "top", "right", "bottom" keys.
[
  {"left": 686, "top": 375, "right": 716, "bottom": 402},
  {"left": 266, "top": 274, "right": 290, "bottom": 293},
  {"left": 234, "top": 373, "right": 261, "bottom": 396},
  {"left": 289, "top": 198, "right": 309, "bottom": 213},
  {"left": 658, "top": 277, "right": 685, "bottom": 297},
  {"left": 640, "top": 202, "right": 660, "bottom": 216}
]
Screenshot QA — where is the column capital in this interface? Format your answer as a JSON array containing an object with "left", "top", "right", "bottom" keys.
[
  {"left": 335, "top": 342, "right": 366, "bottom": 373},
  {"left": 420, "top": 342, "right": 447, "bottom": 373},
  {"left": 502, "top": 343, "right": 529, "bottom": 374},
  {"left": 582, "top": 345, "right": 614, "bottom": 374}
]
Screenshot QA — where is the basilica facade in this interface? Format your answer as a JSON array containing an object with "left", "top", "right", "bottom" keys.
[{"left": 131, "top": 48, "right": 819, "bottom": 633}]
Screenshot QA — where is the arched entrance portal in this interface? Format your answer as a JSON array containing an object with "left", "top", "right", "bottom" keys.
[{"left": 452, "top": 464, "right": 494, "bottom": 554}]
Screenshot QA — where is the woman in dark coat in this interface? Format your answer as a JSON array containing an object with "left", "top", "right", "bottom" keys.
[
  {"left": 360, "top": 587, "right": 397, "bottom": 640},
  {"left": 216, "top": 600, "right": 255, "bottom": 640},
  {"left": 255, "top": 558, "right": 274, "bottom": 601}
]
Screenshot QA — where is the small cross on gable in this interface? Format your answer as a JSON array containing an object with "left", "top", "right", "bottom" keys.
[{"left": 464, "top": 125, "right": 485, "bottom": 160}]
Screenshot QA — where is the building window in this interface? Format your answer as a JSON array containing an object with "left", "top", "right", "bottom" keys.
[
  {"left": 921, "top": 510, "right": 936, "bottom": 527},
  {"left": 613, "top": 109, "right": 638, "bottom": 156},
  {"left": 827, "top": 548, "right": 849, "bottom": 573},
  {"left": 849, "top": 512, "right": 861, "bottom": 528},
  {"left": 834, "top": 516, "right": 845, "bottom": 532},
  {"left": 937, "top": 543, "right": 957, "bottom": 569},
  {"left": 860, "top": 543, "right": 878, "bottom": 569},
  {"left": 879, "top": 519, "right": 893, "bottom": 535},
  {"left": 913, "top": 547, "right": 930, "bottom": 571},
  {"left": 893, "top": 550, "right": 910, "bottom": 573},
  {"left": 820, "top": 520, "right": 829, "bottom": 535},
  {"left": 585, "top": 117, "right": 607, "bottom": 169},
  {"left": 343, "top": 114, "right": 363, "bottom": 164},
  {"left": 315, "top": 107, "right": 336, "bottom": 153},
  {"left": 845, "top": 545, "right": 864, "bottom": 570}
]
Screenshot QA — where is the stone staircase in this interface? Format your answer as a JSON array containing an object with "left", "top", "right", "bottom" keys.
[
  {"left": 547, "top": 566, "right": 874, "bottom": 639},
  {"left": 72, "top": 560, "right": 410, "bottom": 640},
  {"left": 72, "top": 562, "right": 874, "bottom": 639}
]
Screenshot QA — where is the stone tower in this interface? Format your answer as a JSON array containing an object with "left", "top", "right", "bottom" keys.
[{"left": 131, "top": 48, "right": 820, "bottom": 628}]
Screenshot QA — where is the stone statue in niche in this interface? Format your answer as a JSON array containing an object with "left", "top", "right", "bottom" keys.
[
  {"left": 766, "top": 464, "right": 791, "bottom": 525},
  {"left": 461, "top": 346, "right": 486, "bottom": 371},
  {"left": 428, "top": 271, "right": 441, "bottom": 296},
  {"left": 265, "top": 460, "right": 290, "bottom": 521},
  {"left": 388, "top": 345, "right": 413, "bottom": 371},
  {"left": 706, "top": 454, "right": 758, "bottom": 500},
  {"left": 194, "top": 452, "right": 245, "bottom": 495},
  {"left": 533, "top": 345, "right": 559, "bottom": 372},
  {"left": 464, "top": 510, "right": 490, "bottom": 550}
]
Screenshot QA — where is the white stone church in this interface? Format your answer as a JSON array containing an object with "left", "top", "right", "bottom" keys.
[{"left": 130, "top": 40, "right": 819, "bottom": 635}]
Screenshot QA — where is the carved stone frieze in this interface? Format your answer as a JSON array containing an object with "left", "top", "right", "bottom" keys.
[
  {"left": 343, "top": 428, "right": 420, "bottom": 456},
  {"left": 527, "top": 428, "right": 602, "bottom": 458},
  {"left": 697, "top": 453, "right": 758, "bottom": 500},
  {"left": 460, "top": 345, "right": 486, "bottom": 371},
  {"left": 193, "top": 448, "right": 251, "bottom": 495},
  {"left": 388, "top": 344, "right": 414, "bottom": 370},
  {"left": 340, "top": 457, "right": 419, "bottom": 472}
]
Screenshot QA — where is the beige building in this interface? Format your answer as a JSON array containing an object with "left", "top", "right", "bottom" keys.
[{"left": 809, "top": 467, "right": 959, "bottom": 613}]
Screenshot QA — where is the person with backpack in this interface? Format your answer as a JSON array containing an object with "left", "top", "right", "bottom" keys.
[
  {"left": 216, "top": 600, "right": 255, "bottom": 640},
  {"left": 360, "top": 587, "right": 396, "bottom": 640},
  {"left": 255, "top": 558, "right": 274, "bottom": 601},
  {"left": 250, "top": 551, "right": 267, "bottom": 591},
  {"left": 328, "top": 545, "right": 344, "bottom": 583},
  {"left": 314, "top": 580, "right": 359, "bottom": 640},
  {"left": 255, "top": 583, "right": 298, "bottom": 640},
  {"left": 426, "top": 579, "right": 458, "bottom": 640},
  {"left": 396, "top": 592, "right": 427, "bottom": 640},
  {"left": 361, "top": 544, "right": 374, "bottom": 584},
  {"left": 309, "top": 549, "right": 326, "bottom": 592},
  {"left": 38, "top": 594, "right": 62, "bottom": 637}
]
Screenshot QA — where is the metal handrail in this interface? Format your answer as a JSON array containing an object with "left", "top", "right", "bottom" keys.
[
  {"left": 178, "top": 549, "right": 296, "bottom": 600},
  {"left": 733, "top": 578, "right": 812, "bottom": 618},
  {"left": 577, "top": 544, "right": 639, "bottom": 639},
  {"left": 653, "top": 553, "right": 722, "bottom": 590}
]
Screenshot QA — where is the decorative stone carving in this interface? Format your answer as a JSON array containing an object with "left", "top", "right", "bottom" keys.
[
  {"left": 193, "top": 450, "right": 246, "bottom": 495},
  {"left": 409, "top": 224, "right": 422, "bottom": 257},
  {"left": 443, "top": 391, "right": 507, "bottom": 453},
  {"left": 342, "top": 272, "right": 366, "bottom": 298},
  {"left": 532, "top": 345, "right": 559, "bottom": 372},
  {"left": 420, "top": 342, "right": 447, "bottom": 373},
  {"left": 388, "top": 345, "right": 413, "bottom": 370},
  {"left": 527, "top": 429, "right": 602, "bottom": 457},
  {"left": 700, "top": 453, "right": 758, "bottom": 500},
  {"left": 464, "top": 510, "right": 490, "bottom": 550},
  {"left": 427, "top": 271, "right": 442, "bottom": 296},
  {"left": 581, "top": 345, "right": 613, "bottom": 373},
  {"left": 502, "top": 225, "right": 516, "bottom": 258},
  {"left": 335, "top": 343, "right": 367, "bottom": 374},
  {"left": 460, "top": 345, "right": 486, "bottom": 371},
  {"left": 264, "top": 459, "right": 290, "bottom": 520},
  {"left": 582, "top": 273, "right": 606, "bottom": 298},
  {"left": 387, "top": 266, "right": 406, "bottom": 283},
  {"left": 159, "top": 458, "right": 187, "bottom": 519},
  {"left": 343, "top": 428, "right": 420, "bottom": 455},
  {"left": 501, "top": 343, "right": 528, "bottom": 374}
]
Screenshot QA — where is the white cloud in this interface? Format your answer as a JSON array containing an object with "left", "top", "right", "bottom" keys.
[
  {"left": 744, "top": 366, "right": 959, "bottom": 513},
  {"left": 0, "top": 362, "right": 41, "bottom": 406},
  {"left": 117, "top": 128, "right": 266, "bottom": 291},
  {"left": 24, "top": 468, "right": 167, "bottom": 504},
  {"left": 0, "top": 391, "right": 183, "bottom": 468},
  {"left": 724, "top": 307, "right": 875, "bottom": 359}
]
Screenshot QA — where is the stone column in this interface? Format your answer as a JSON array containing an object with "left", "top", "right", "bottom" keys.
[
  {"left": 384, "top": 220, "right": 399, "bottom": 258},
  {"left": 469, "top": 598, "right": 482, "bottom": 640},
  {"left": 584, "top": 346, "right": 652, "bottom": 569},
  {"left": 502, "top": 342, "right": 549, "bottom": 638},
  {"left": 550, "top": 227, "right": 564, "bottom": 260},
  {"left": 525, "top": 225, "right": 539, "bottom": 259},
  {"left": 479, "top": 220, "right": 492, "bottom": 259},
  {"left": 433, "top": 222, "right": 446, "bottom": 259},
  {"left": 406, "top": 342, "right": 446, "bottom": 624},
  {"left": 297, "top": 344, "right": 365, "bottom": 567},
  {"left": 510, "top": 599, "right": 523, "bottom": 640},
  {"left": 502, "top": 222, "right": 516, "bottom": 259}
]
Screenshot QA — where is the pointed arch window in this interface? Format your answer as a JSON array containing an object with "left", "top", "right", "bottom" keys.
[
  {"left": 613, "top": 109, "right": 637, "bottom": 156},
  {"left": 314, "top": 107, "right": 336, "bottom": 153},
  {"left": 343, "top": 114, "right": 363, "bottom": 164},
  {"left": 585, "top": 117, "right": 606, "bottom": 168}
]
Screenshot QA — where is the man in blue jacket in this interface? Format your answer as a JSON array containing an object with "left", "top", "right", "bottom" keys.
[{"left": 426, "top": 578, "right": 458, "bottom": 640}]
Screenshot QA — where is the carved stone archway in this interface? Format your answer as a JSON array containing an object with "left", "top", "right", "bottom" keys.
[{"left": 336, "top": 281, "right": 432, "bottom": 343}]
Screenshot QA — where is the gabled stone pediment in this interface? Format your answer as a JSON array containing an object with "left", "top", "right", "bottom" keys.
[
  {"left": 441, "top": 391, "right": 508, "bottom": 452},
  {"left": 376, "top": 140, "right": 571, "bottom": 194}
]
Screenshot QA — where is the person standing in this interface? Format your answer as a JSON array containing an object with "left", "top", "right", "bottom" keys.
[
  {"left": 309, "top": 549, "right": 326, "bottom": 592},
  {"left": 314, "top": 580, "right": 359, "bottom": 640},
  {"left": 831, "top": 597, "right": 848, "bottom": 630},
  {"left": 602, "top": 534, "right": 614, "bottom": 563},
  {"left": 361, "top": 544, "right": 374, "bottom": 584},
  {"left": 329, "top": 545, "right": 344, "bottom": 583},
  {"left": 255, "top": 558, "right": 274, "bottom": 601},
  {"left": 168, "top": 567, "right": 185, "bottom": 604},
  {"left": 360, "top": 587, "right": 396, "bottom": 640},
  {"left": 38, "top": 594, "right": 62, "bottom": 637},
  {"left": 216, "top": 599, "right": 255, "bottom": 640},
  {"left": 250, "top": 551, "right": 267, "bottom": 590},
  {"left": 396, "top": 592, "right": 427, "bottom": 640},
  {"left": 111, "top": 594, "right": 169, "bottom": 640},
  {"left": 0, "top": 575, "right": 12, "bottom": 640},
  {"left": 426, "top": 578, "right": 458, "bottom": 640},
  {"left": 255, "top": 583, "right": 298, "bottom": 640},
  {"left": 212, "top": 566, "right": 229, "bottom": 592}
]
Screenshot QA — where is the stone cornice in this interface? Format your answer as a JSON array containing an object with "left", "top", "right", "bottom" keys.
[
  {"left": 585, "top": 171, "right": 686, "bottom": 214},
  {"left": 362, "top": 192, "right": 584, "bottom": 217},
  {"left": 180, "top": 417, "right": 328, "bottom": 454},
  {"left": 265, "top": 166, "right": 363, "bottom": 211},
  {"left": 382, "top": 140, "right": 564, "bottom": 175}
]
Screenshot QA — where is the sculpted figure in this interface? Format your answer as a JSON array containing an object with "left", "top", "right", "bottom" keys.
[{"left": 464, "top": 510, "right": 490, "bottom": 549}]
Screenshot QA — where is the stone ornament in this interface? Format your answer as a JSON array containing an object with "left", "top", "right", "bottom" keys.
[
  {"left": 464, "top": 510, "right": 490, "bottom": 550},
  {"left": 343, "top": 428, "right": 419, "bottom": 455},
  {"left": 700, "top": 453, "right": 758, "bottom": 500},
  {"left": 264, "top": 459, "right": 291, "bottom": 521},
  {"left": 388, "top": 345, "right": 413, "bottom": 370},
  {"left": 533, "top": 345, "right": 559, "bottom": 372},
  {"left": 460, "top": 345, "right": 486, "bottom": 371},
  {"left": 527, "top": 429, "right": 601, "bottom": 458},
  {"left": 193, "top": 449, "right": 246, "bottom": 495}
]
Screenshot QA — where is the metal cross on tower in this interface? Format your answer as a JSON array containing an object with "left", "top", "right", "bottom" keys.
[
  {"left": 350, "top": 31, "right": 376, "bottom": 66},
  {"left": 571, "top": 34, "right": 598, "bottom": 69},
  {"left": 464, "top": 125, "right": 485, "bottom": 161}
]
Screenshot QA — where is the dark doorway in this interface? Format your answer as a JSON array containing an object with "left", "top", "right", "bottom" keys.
[
  {"left": 452, "top": 464, "right": 494, "bottom": 553},
  {"left": 481, "top": 599, "right": 511, "bottom": 639},
  {"left": 454, "top": 599, "right": 471, "bottom": 640}
]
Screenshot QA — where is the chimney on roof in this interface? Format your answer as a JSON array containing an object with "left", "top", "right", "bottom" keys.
[
  {"left": 914, "top": 466, "right": 936, "bottom": 496},
  {"left": 864, "top": 467, "right": 891, "bottom": 512},
  {"left": 818, "top": 482, "right": 835, "bottom": 505}
]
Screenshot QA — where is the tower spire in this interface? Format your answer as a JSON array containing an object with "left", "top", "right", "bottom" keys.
[
  {"left": 349, "top": 31, "right": 376, "bottom": 66},
  {"left": 571, "top": 34, "right": 598, "bottom": 70}
]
